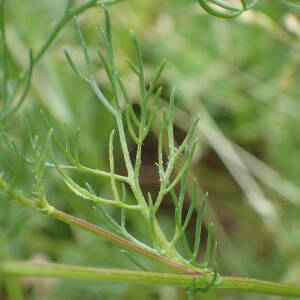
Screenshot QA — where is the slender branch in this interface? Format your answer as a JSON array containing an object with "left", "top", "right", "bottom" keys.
[
  {"left": 34, "top": 0, "right": 124, "bottom": 65},
  {"left": 49, "top": 208, "right": 200, "bottom": 275},
  {"left": 2, "top": 261, "right": 300, "bottom": 298},
  {"left": 44, "top": 162, "right": 129, "bottom": 183}
]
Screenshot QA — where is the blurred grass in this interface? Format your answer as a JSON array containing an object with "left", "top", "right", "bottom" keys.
[{"left": 1, "top": 0, "right": 300, "bottom": 299}]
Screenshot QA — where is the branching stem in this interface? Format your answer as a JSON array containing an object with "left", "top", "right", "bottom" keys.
[{"left": 0, "top": 176, "right": 198, "bottom": 274}]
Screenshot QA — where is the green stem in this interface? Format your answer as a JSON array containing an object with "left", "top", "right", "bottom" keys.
[
  {"left": 45, "top": 162, "right": 129, "bottom": 183},
  {"left": 49, "top": 208, "right": 199, "bottom": 274},
  {"left": 116, "top": 114, "right": 136, "bottom": 180},
  {"left": 116, "top": 115, "right": 185, "bottom": 265},
  {"left": 34, "top": 0, "right": 123, "bottom": 65},
  {"left": 0, "top": 176, "right": 197, "bottom": 274},
  {"left": 2, "top": 261, "right": 300, "bottom": 298}
]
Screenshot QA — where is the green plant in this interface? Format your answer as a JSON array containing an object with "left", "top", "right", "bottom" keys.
[
  {"left": 198, "top": 0, "right": 257, "bottom": 19},
  {"left": 0, "top": 0, "right": 122, "bottom": 125},
  {"left": 1, "top": 2, "right": 300, "bottom": 300},
  {"left": 198, "top": 0, "right": 300, "bottom": 18}
]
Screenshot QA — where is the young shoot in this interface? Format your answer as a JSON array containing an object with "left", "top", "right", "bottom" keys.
[
  {"left": 1, "top": 6, "right": 218, "bottom": 279},
  {"left": 59, "top": 6, "right": 217, "bottom": 274}
]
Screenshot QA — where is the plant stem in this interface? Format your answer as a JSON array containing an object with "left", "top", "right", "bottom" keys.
[
  {"left": 49, "top": 208, "right": 200, "bottom": 275},
  {"left": 45, "top": 163, "right": 129, "bottom": 183},
  {"left": 115, "top": 114, "right": 186, "bottom": 265},
  {"left": 0, "top": 176, "right": 196, "bottom": 274},
  {"left": 34, "top": 0, "right": 123, "bottom": 65},
  {"left": 2, "top": 261, "right": 300, "bottom": 298}
]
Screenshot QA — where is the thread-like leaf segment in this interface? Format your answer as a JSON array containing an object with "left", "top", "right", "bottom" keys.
[{"left": 198, "top": 0, "right": 257, "bottom": 18}]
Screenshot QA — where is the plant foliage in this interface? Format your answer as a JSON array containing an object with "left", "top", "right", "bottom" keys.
[
  {"left": 1, "top": 1, "right": 300, "bottom": 299},
  {"left": 198, "top": 0, "right": 300, "bottom": 18}
]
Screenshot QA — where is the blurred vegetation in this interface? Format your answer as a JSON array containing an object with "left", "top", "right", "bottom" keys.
[{"left": 1, "top": 0, "right": 300, "bottom": 299}]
